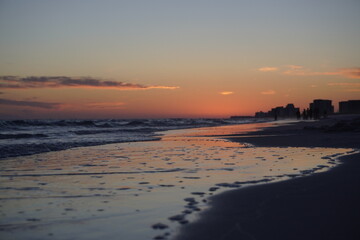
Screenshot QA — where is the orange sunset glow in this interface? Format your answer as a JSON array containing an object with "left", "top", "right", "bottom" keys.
[{"left": 0, "top": 1, "right": 359, "bottom": 119}]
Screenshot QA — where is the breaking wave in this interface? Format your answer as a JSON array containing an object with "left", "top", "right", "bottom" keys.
[{"left": 0, "top": 118, "right": 264, "bottom": 159}]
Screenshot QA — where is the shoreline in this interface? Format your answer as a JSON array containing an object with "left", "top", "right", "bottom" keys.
[
  {"left": 174, "top": 115, "right": 360, "bottom": 240},
  {"left": 1, "top": 116, "right": 359, "bottom": 240},
  {"left": 0, "top": 120, "right": 299, "bottom": 240},
  {"left": 0, "top": 118, "right": 269, "bottom": 160}
]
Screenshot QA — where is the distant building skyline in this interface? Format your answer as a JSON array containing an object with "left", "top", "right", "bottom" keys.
[
  {"left": 309, "top": 99, "right": 334, "bottom": 119},
  {"left": 255, "top": 103, "right": 300, "bottom": 119},
  {"left": 254, "top": 99, "right": 360, "bottom": 119},
  {"left": 339, "top": 100, "right": 360, "bottom": 114}
]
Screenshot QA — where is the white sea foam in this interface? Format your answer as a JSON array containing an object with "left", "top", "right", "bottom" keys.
[{"left": 0, "top": 118, "right": 265, "bottom": 159}]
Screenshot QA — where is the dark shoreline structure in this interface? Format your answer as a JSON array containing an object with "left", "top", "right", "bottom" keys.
[
  {"left": 254, "top": 99, "right": 360, "bottom": 120},
  {"left": 340, "top": 100, "right": 360, "bottom": 114},
  {"left": 255, "top": 103, "right": 300, "bottom": 119},
  {"left": 174, "top": 115, "right": 360, "bottom": 240}
]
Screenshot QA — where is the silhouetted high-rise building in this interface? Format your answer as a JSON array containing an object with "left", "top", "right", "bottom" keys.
[
  {"left": 339, "top": 100, "right": 360, "bottom": 114},
  {"left": 309, "top": 99, "right": 334, "bottom": 119}
]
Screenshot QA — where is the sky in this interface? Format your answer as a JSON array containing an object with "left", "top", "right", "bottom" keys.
[{"left": 0, "top": 0, "right": 359, "bottom": 119}]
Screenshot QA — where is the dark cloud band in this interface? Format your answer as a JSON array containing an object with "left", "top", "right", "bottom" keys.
[{"left": 0, "top": 76, "right": 179, "bottom": 90}]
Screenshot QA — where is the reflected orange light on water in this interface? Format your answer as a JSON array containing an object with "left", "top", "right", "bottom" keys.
[{"left": 0, "top": 123, "right": 355, "bottom": 240}]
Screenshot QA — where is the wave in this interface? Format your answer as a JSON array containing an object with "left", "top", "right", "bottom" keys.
[
  {"left": 0, "top": 118, "right": 257, "bottom": 130},
  {"left": 0, "top": 118, "right": 265, "bottom": 159},
  {"left": 0, "top": 136, "right": 160, "bottom": 159},
  {"left": 0, "top": 133, "right": 48, "bottom": 139},
  {"left": 0, "top": 119, "right": 122, "bottom": 129}
]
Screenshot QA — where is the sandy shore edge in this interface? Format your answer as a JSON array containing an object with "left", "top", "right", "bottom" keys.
[{"left": 174, "top": 115, "right": 360, "bottom": 240}]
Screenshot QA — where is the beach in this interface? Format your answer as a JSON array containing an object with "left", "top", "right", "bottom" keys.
[
  {"left": 174, "top": 115, "right": 360, "bottom": 240},
  {"left": 2, "top": 1, "right": 360, "bottom": 239},
  {"left": 0, "top": 116, "right": 359, "bottom": 240}
]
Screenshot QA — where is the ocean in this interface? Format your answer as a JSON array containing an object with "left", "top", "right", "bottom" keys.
[{"left": 0, "top": 118, "right": 263, "bottom": 159}]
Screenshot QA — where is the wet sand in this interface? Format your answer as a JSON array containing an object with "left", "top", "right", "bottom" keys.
[
  {"left": 1, "top": 117, "right": 358, "bottom": 240},
  {"left": 174, "top": 115, "right": 360, "bottom": 240}
]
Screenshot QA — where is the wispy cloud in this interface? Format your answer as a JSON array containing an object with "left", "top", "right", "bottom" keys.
[
  {"left": 0, "top": 76, "right": 179, "bottom": 90},
  {"left": 337, "top": 68, "right": 360, "bottom": 79},
  {"left": 258, "top": 65, "right": 360, "bottom": 79},
  {"left": 145, "top": 86, "right": 180, "bottom": 90},
  {"left": 258, "top": 67, "right": 278, "bottom": 72},
  {"left": 283, "top": 69, "right": 336, "bottom": 77},
  {"left": 286, "top": 65, "right": 304, "bottom": 70},
  {"left": 0, "top": 98, "right": 61, "bottom": 109},
  {"left": 219, "top": 91, "right": 234, "bottom": 95},
  {"left": 327, "top": 82, "right": 360, "bottom": 87},
  {"left": 86, "top": 102, "right": 126, "bottom": 109},
  {"left": 261, "top": 90, "right": 276, "bottom": 95},
  {"left": 282, "top": 67, "right": 360, "bottom": 79}
]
